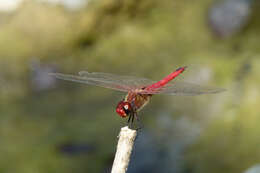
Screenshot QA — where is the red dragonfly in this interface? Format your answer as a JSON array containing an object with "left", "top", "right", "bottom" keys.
[{"left": 50, "top": 67, "right": 225, "bottom": 125}]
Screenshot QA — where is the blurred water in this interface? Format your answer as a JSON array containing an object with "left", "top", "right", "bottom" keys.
[
  {"left": 58, "top": 142, "right": 96, "bottom": 155},
  {"left": 209, "top": 0, "right": 252, "bottom": 38},
  {"left": 30, "top": 60, "right": 57, "bottom": 91},
  {"left": 244, "top": 164, "right": 260, "bottom": 173},
  {"left": 127, "top": 116, "right": 201, "bottom": 173}
]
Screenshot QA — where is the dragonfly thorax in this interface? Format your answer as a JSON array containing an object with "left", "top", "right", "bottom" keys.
[{"left": 116, "top": 101, "right": 132, "bottom": 118}]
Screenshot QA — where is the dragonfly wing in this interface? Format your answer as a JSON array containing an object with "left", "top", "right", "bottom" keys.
[
  {"left": 139, "top": 81, "right": 226, "bottom": 95},
  {"left": 49, "top": 71, "right": 155, "bottom": 92},
  {"left": 78, "top": 71, "right": 156, "bottom": 88}
]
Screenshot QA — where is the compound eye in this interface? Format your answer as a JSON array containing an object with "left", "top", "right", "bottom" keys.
[
  {"left": 116, "top": 101, "right": 130, "bottom": 118},
  {"left": 124, "top": 104, "right": 129, "bottom": 110},
  {"left": 122, "top": 103, "right": 132, "bottom": 115}
]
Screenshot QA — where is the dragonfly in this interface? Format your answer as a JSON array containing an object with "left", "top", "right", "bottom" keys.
[{"left": 50, "top": 66, "right": 225, "bottom": 127}]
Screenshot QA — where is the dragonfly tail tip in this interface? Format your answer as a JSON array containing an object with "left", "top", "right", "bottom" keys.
[{"left": 176, "top": 66, "right": 188, "bottom": 72}]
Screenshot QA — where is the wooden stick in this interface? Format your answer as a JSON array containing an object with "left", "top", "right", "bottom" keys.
[{"left": 111, "top": 126, "right": 137, "bottom": 173}]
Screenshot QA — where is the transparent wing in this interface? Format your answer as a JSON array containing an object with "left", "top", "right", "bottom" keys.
[
  {"left": 140, "top": 81, "right": 226, "bottom": 95},
  {"left": 49, "top": 71, "right": 156, "bottom": 92}
]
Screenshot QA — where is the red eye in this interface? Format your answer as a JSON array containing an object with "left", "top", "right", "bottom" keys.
[{"left": 116, "top": 101, "right": 131, "bottom": 118}]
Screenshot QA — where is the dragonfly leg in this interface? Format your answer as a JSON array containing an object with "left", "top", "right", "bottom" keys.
[
  {"left": 126, "top": 103, "right": 142, "bottom": 130},
  {"left": 131, "top": 113, "right": 135, "bottom": 124},
  {"left": 127, "top": 111, "right": 134, "bottom": 129},
  {"left": 127, "top": 115, "right": 132, "bottom": 124},
  {"left": 127, "top": 111, "right": 143, "bottom": 130}
]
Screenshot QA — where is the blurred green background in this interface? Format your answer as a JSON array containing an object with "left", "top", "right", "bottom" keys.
[{"left": 0, "top": 0, "right": 260, "bottom": 173}]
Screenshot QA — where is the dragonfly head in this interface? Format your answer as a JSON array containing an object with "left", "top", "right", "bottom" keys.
[{"left": 116, "top": 101, "right": 132, "bottom": 118}]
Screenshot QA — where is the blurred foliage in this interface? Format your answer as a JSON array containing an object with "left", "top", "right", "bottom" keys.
[{"left": 0, "top": 0, "right": 260, "bottom": 173}]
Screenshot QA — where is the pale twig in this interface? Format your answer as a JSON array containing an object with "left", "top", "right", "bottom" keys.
[{"left": 111, "top": 126, "right": 137, "bottom": 173}]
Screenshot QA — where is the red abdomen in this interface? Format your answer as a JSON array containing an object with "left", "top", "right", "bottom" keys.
[{"left": 145, "top": 66, "right": 186, "bottom": 90}]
